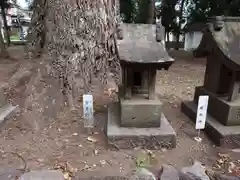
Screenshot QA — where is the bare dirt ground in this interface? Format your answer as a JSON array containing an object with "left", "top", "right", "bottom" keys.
[{"left": 0, "top": 47, "right": 239, "bottom": 177}]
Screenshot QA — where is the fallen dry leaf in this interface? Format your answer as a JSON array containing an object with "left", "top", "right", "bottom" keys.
[
  {"left": 100, "top": 160, "right": 106, "bottom": 165},
  {"left": 218, "top": 153, "right": 230, "bottom": 159},
  {"left": 87, "top": 136, "right": 98, "bottom": 143},
  {"left": 94, "top": 149, "right": 99, "bottom": 155},
  {"left": 53, "top": 162, "right": 74, "bottom": 180},
  {"left": 63, "top": 172, "right": 70, "bottom": 180},
  {"left": 104, "top": 88, "right": 117, "bottom": 97},
  {"left": 217, "top": 159, "right": 224, "bottom": 164},
  {"left": 66, "top": 162, "right": 75, "bottom": 173},
  {"left": 228, "top": 162, "right": 236, "bottom": 173}
]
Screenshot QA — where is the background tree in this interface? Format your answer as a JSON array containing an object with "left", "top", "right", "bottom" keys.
[
  {"left": 120, "top": 0, "right": 155, "bottom": 24},
  {"left": 135, "top": 0, "right": 155, "bottom": 23},
  {"left": 0, "top": 20, "right": 8, "bottom": 57},
  {"left": 175, "top": 0, "right": 187, "bottom": 48},
  {"left": 187, "top": 0, "right": 240, "bottom": 24},
  {"left": 147, "top": 0, "right": 155, "bottom": 23},
  {"left": 120, "top": 0, "right": 136, "bottom": 23},
  {"left": 0, "top": 0, "right": 11, "bottom": 46},
  {"left": 159, "top": 0, "right": 178, "bottom": 41}
]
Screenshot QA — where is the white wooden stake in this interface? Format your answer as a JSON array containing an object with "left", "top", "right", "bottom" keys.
[
  {"left": 194, "top": 95, "right": 209, "bottom": 142},
  {"left": 83, "top": 94, "right": 94, "bottom": 129}
]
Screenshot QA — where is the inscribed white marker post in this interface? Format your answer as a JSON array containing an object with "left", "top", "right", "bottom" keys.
[
  {"left": 195, "top": 95, "right": 209, "bottom": 129},
  {"left": 83, "top": 94, "right": 94, "bottom": 128},
  {"left": 195, "top": 95, "right": 209, "bottom": 142}
]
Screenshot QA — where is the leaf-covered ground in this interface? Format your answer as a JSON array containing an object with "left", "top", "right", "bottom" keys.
[{"left": 0, "top": 47, "right": 239, "bottom": 177}]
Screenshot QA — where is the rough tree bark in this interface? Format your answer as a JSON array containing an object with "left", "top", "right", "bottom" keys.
[
  {"left": 26, "top": 0, "right": 121, "bottom": 108},
  {"left": 0, "top": 5, "right": 10, "bottom": 46},
  {"left": 25, "top": 0, "right": 46, "bottom": 58},
  {"left": 0, "top": 21, "right": 8, "bottom": 58}
]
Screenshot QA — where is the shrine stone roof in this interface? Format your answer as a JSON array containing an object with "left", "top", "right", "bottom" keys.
[
  {"left": 194, "top": 16, "right": 240, "bottom": 68},
  {"left": 117, "top": 23, "right": 174, "bottom": 68}
]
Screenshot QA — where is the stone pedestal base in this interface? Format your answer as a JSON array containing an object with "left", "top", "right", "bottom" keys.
[
  {"left": 120, "top": 97, "right": 162, "bottom": 128},
  {"left": 106, "top": 103, "right": 176, "bottom": 150},
  {"left": 181, "top": 101, "right": 240, "bottom": 148},
  {"left": 194, "top": 86, "right": 240, "bottom": 126}
]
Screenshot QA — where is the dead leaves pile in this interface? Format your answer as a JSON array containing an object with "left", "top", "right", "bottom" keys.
[
  {"left": 212, "top": 153, "right": 240, "bottom": 176},
  {"left": 53, "top": 162, "right": 76, "bottom": 180},
  {"left": 103, "top": 88, "right": 117, "bottom": 97}
]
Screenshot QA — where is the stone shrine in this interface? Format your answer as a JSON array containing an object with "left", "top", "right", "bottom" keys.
[
  {"left": 181, "top": 16, "right": 240, "bottom": 147},
  {"left": 106, "top": 23, "right": 176, "bottom": 150}
]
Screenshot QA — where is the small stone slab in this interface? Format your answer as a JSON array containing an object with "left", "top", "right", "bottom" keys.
[
  {"left": 181, "top": 161, "right": 209, "bottom": 180},
  {"left": 130, "top": 168, "right": 156, "bottom": 180},
  {"left": 159, "top": 165, "right": 179, "bottom": 180},
  {"left": 19, "top": 170, "right": 64, "bottom": 180},
  {"left": 181, "top": 101, "right": 240, "bottom": 148},
  {"left": 210, "top": 173, "right": 240, "bottom": 180},
  {"left": 73, "top": 176, "right": 128, "bottom": 180},
  {"left": 0, "top": 168, "right": 23, "bottom": 180},
  {"left": 106, "top": 103, "right": 176, "bottom": 150},
  {"left": 159, "top": 164, "right": 202, "bottom": 180},
  {"left": 0, "top": 104, "right": 18, "bottom": 128}
]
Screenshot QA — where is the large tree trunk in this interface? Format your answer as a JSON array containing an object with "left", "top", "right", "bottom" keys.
[
  {"left": 1, "top": 5, "right": 10, "bottom": 46},
  {"left": 26, "top": 0, "right": 121, "bottom": 108}
]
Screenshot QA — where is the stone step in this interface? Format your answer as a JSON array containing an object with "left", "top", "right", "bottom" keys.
[{"left": 0, "top": 104, "right": 18, "bottom": 127}]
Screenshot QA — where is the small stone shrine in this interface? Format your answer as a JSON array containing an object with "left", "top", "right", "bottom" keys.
[
  {"left": 106, "top": 23, "right": 176, "bottom": 150},
  {"left": 181, "top": 16, "right": 240, "bottom": 147}
]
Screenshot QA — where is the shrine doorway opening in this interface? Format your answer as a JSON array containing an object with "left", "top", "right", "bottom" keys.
[{"left": 133, "top": 71, "right": 142, "bottom": 87}]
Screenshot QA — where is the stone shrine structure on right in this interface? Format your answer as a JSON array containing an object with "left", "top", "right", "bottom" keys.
[{"left": 181, "top": 16, "right": 240, "bottom": 148}]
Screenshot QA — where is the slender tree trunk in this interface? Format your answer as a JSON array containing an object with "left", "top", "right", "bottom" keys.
[
  {"left": 0, "top": 21, "right": 8, "bottom": 58},
  {"left": 0, "top": 30, "right": 8, "bottom": 58},
  {"left": 25, "top": 0, "right": 46, "bottom": 58},
  {"left": 166, "top": 31, "right": 169, "bottom": 42},
  {"left": 176, "top": 0, "right": 185, "bottom": 50},
  {"left": 27, "top": 0, "right": 121, "bottom": 108},
  {"left": 147, "top": 0, "right": 155, "bottom": 24},
  {"left": 1, "top": 5, "right": 10, "bottom": 46}
]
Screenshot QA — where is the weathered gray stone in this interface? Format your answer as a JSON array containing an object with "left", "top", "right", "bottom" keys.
[
  {"left": 72, "top": 176, "right": 128, "bottom": 180},
  {"left": 181, "top": 161, "right": 210, "bottom": 180},
  {"left": 181, "top": 101, "right": 240, "bottom": 148},
  {"left": 120, "top": 97, "right": 162, "bottom": 128},
  {"left": 194, "top": 86, "right": 240, "bottom": 126},
  {"left": 159, "top": 164, "right": 203, "bottom": 180},
  {"left": 0, "top": 168, "right": 23, "bottom": 180},
  {"left": 118, "top": 24, "right": 174, "bottom": 64},
  {"left": 107, "top": 103, "right": 177, "bottom": 150},
  {"left": 211, "top": 173, "right": 240, "bottom": 180},
  {"left": 182, "top": 17, "right": 240, "bottom": 147},
  {"left": 159, "top": 165, "right": 179, "bottom": 180},
  {"left": 19, "top": 170, "right": 64, "bottom": 180},
  {"left": 130, "top": 168, "right": 156, "bottom": 180},
  {"left": 0, "top": 104, "right": 18, "bottom": 127}
]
